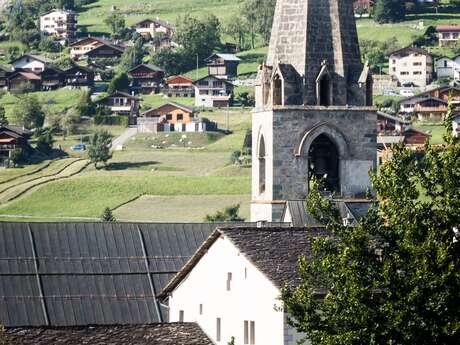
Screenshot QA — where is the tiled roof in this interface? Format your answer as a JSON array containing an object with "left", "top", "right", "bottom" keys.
[
  {"left": 160, "top": 227, "right": 331, "bottom": 297},
  {"left": 437, "top": 25, "right": 460, "bottom": 32},
  {"left": 390, "top": 46, "right": 432, "bottom": 57},
  {"left": 5, "top": 323, "right": 214, "bottom": 345}
]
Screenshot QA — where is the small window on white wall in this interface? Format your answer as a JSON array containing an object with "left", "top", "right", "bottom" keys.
[
  {"left": 250, "top": 321, "right": 255, "bottom": 344},
  {"left": 199, "top": 304, "right": 203, "bottom": 315},
  {"left": 216, "top": 317, "right": 222, "bottom": 342},
  {"left": 179, "top": 310, "right": 184, "bottom": 322},
  {"left": 226, "top": 272, "right": 232, "bottom": 291},
  {"left": 244, "top": 267, "right": 248, "bottom": 279},
  {"left": 244, "top": 321, "right": 249, "bottom": 344}
]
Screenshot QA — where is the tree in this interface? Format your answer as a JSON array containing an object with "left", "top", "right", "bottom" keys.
[
  {"left": 36, "top": 130, "right": 54, "bottom": 154},
  {"left": 373, "top": 0, "right": 406, "bottom": 23},
  {"left": 108, "top": 72, "right": 130, "bottom": 93},
  {"left": 0, "top": 324, "right": 9, "bottom": 345},
  {"left": 151, "top": 47, "right": 189, "bottom": 75},
  {"left": 282, "top": 101, "right": 460, "bottom": 345},
  {"left": 60, "top": 108, "right": 80, "bottom": 139},
  {"left": 0, "top": 106, "right": 8, "bottom": 126},
  {"left": 175, "top": 14, "right": 221, "bottom": 65},
  {"left": 205, "top": 204, "right": 245, "bottom": 222},
  {"left": 118, "top": 37, "right": 145, "bottom": 73},
  {"left": 12, "top": 95, "right": 45, "bottom": 129},
  {"left": 242, "top": 0, "right": 276, "bottom": 45},
  {"left": 223, "top": 17, "right": 249, "bottom": 50},
  {"left": 88, "top": 130, "right": 113, "bottom": 168},
  {"left": 101, "top": 207, "right": 116, "bottom": 222},
  {"left": 104, "top": 12, "right": 125, "bottom": 37},
  {"left": 75, "top": 90, "right": 96, "bottom": 117}
]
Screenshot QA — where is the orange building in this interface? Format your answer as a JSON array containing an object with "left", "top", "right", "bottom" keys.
[{"left": 141, "top": 102, "right": 194, "bottom": 125}]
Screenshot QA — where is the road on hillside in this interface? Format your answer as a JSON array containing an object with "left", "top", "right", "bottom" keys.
[{"left": 111, "top": 127, "right": 138, "bottom": 150}]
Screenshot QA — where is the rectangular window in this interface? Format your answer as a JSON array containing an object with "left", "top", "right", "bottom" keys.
[
  {"left": 244, "top": 321, "right": 249, "bottom": 344},
  {"left": 250, "top": 321, "right": 255, "bottom": 344},
  {"left": 227, "top": 272, "right": 232, "bottom": 291},
  {"left": 244, "top": 267, "right": 248, "bottom": 279},
  {"left": 177, "top": 114, "right": 183, "bottom": 121},
  {"left": 216, "top": 318, "right": 221, "bottom": 342},
  {"left": 213, "top": 81, "right": 223, "bottom": 88},
  {"left": 198, "top": 80, "right": 209, "bottom": 86},
  {"left": 413, "top": 62, "right": 422, "bottom": 66},
  {"left": 179, "top": 310, "right": 184, "bottom": 322},
  {"left": 213, "top": 90, "right": 221, "bottom": 96},
  {"left": 199, "top": 304, "right": 203, "bottom": 315},
  {"left": 413, "top": 71, "right": 422, "bottom": 75},
  {"left": 166, "top": 114, "right": 172, "bottom": 120}
]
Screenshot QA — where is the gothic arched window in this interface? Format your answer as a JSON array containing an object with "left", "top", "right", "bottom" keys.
[
  {"left": 273, "top": 75, "right": 282, "bottom": 106},
  {"left": 318, "top": 74, "right": 332, "bottom": 106},
  {"left": 308, "top": 134, "right": 340, "bottom": 193},
  {"left": 258, "top": 136, "right": 266, "bottom": 194}
]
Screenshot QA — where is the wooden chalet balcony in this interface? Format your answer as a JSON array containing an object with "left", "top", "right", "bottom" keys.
[
  {"left": 414, "top": 105, "right": 447, "bottom": 113},
  {"left": 111, "top": 106, "right": 132, "bottom": 112}
]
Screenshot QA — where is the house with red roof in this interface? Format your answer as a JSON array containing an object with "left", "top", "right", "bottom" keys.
[{"left": 437, "top": 25, "right": 460, "bottom": 47}]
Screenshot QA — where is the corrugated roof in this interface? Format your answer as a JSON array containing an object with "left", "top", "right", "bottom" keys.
[
  {"left": 206, "top": 53, "right": 241, "bottom": 62},
  {"left": 6, "top": 323, "right": 213, "bottom": 345},
  {"left": 0, "top": 222, "right": 262, "bottom": 327}
]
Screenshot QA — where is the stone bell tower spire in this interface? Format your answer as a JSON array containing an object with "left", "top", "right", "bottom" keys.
[{"left": 251, "top": 0, "right": 376, "bottom": 222}]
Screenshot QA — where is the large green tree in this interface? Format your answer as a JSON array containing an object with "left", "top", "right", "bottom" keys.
[
  {"left": 373, "top": 0, "right": 406, "bottom": 23},
  {"left": 104, "top": 12, "right": 126, "bottom": 37},
  {"left": 12, "top": 95, "right": 45, "bottom": 129},
  {"left": 108, "top": 72, "right": 130, "bottom": 93},
  {"left": 241, "top": 0, "right": 276, "bottom": 45},
  {"left": 283, "top": 103, "right": 460, "bottom": 344},
  {"left": 88, "top": 130, "right": 113, "bottom": 169}
]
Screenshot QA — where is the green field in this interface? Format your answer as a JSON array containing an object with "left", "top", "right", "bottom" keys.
[{"left": 0, "top": 108, "right": 252, "bottom": 222}]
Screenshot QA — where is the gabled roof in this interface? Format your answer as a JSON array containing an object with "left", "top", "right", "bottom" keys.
[
  {"left": 205, "top": 53, "right": 241, "bottom": 62},
  {"left": 193, "top": 75, "right": 234, "bottom": 86},
  {"left": 404, "top": 127, "right": 431, "bottom": 137},
  {"left": 10, "top": 54, "right": 53, "bottom": 65},
  {"left": 142, "top": 102, "right": 194, "bottom": 116},
  {"left": 166, "top": 75, "right": 194, "bottom": 84},
  {"left": 390, "top": 46, "right": 432, "bottom": 57},
  {"left": 160, "top": 227, "right": 332, "bottom": 297},
  {"left": 128, "top": 63, "right": 165, "bottom": 73},
  {"left": 437, "top": 25, "right": 460, "bottom": 32},
  {"left": 133, "top": 18, "right": 174, "bottom": 30},
  {"left": 41, "top": 8, "right": 76, "bottom": 16},
  {"left": 5, "top": 323, "right": 214, "bottom": 345},
  {"left": 0, "top": 221, "right": 262, "bottom": 327},
  {"left": 84, "top": 42, "right": 125, "bottom": 54},
  {"left": 377, "top": 111, "right": 412, "bottom": 125},
  {"left": 0, "top": 125, "right": 32, "bottom": 136},
  {"left": 96, "top": 90, "right": 140, "bottom": 102},
  {"left": 400, "top": 85, "right": 460, "bottom": 103},
  {"left": 63, "top": 63, "right": 92, "bottom": 73},
  {"left": 8, "top": 71, "right": 41, "bottom": 80},
  {"left": 70, "top": 36, "right": 113, "bottom": 47}
]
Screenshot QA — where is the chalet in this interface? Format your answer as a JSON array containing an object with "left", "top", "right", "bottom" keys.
[
  {"left": 0, "top": 65, "right": 12, "bottom": 89},
  {"left": 83, "top": 42, "right": 124, "bottom": 59},
  {"left": 434, "top": 55, "right": 460, "bottom": 81},
  {"left": 137, "top": 102, "right": 207, "bottom": 133},
  {"left": 132, "top": 18, "right": 174, "bottom": 39},
  {"left": 40, "top": 66, "right": 65, "bottom": 91},
  {"left": 5, "top": 323, "right": 213, "bottom": 345},
  {"left": 70, "top": 37, "right": 124, "bottom": 59},
  {"left": 0, "top": 125, "right": 32, "bottom": 167},
  {"left": 160, "top": 227, "right": 330, "bottom": 345},
  {"left": 64, "top": 63, "right": 94, "bottom": 88},
  {"left": 193, "top": 75, "right": 234, "bottom": 108},
  {"left": 95, "top": 91, "right": 140, "bottom": 125},
  {"left": 128, "top": 64, "right": 165, "bottom": 94},
  {"left": 205, "top": 53, "right": 241, "bottom": 78},
  {"left": 403, "top": 128, "right": 430, "bottom": 145},
  {"left": 388, "top": 47, "right": 433, "bottom": 87},
  {"left": 163, "top": 75, "right": 195, "bottom": 97},
  {"left": 7, "top": 71, "right": 41, "bottom": 92},
  {"left": 399, "top": 86, "right": 460, "bottom": 120},
  {"left": 10, "top": 54, "right": 53, "bottom": 73},
  {"left": 377, "top": 111, "right": 411, "bottom": 135},
  {"left": 437, "top": 25, "right": 460, "bottom": 47},
  {"left": 40, "top": 9, "right": 77, "bottom": 40}
]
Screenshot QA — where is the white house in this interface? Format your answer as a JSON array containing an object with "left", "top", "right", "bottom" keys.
[
  {"left": 388, "top": 46, "right": 433, "bottom": 87},
  {"left": 10, "top": 54, "right": 53, "bottom": 73},
  {"left": 193, "top": 75, "right": 234, "bottom": 108},
  {"left": 435, "top": 55, "right": 460, "bottom": 81},
  {"left": 40, "top": 9, "right": 77, "bottom": 40},
  {"left": 437, "top": 25, "right": 460, "bottom": 47},
  {"left": 160, "top": 227, "right": 330, "bottom": 345}
]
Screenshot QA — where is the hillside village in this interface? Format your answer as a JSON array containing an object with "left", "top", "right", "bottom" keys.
[{"left": 0, "top": 0, "right": 459, "bottom": 345}]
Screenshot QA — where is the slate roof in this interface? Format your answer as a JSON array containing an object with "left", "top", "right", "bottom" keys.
[
  {"left": 129, "top": 64, "right": 165, "bottom": 73},
  {"left": 0, "top": 222, "right": 258, "bottom": 327},
  {"left": 205, "top": 53, "right": 241, "bottom": 62},
  {"left": 10, "top": 55, "right": 53, "bottom": 65},
  {"left": 390, "top": 46, "right": 432, "bottom": 57},
  {"left": 5, "top": 323, "right": 213, "bottom": 345},
  {"left": 160, "top": 227, "right": 331, "bottom": 297},
  {"left": 282, "top": 200, "right": 373, "bottom": 227},
  {"left": 0, "top": 125, "right": 32, "bottom": 137}
]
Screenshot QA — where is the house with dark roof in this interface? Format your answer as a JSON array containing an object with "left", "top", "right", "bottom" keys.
[
  {"left": 70, "top": 37, "right": 121, "bottom": 59},
  {"left": 64, "top": 63, "right": 95, "bottom": 88},
  {"left": 128, "top": 64, "right": 165, "bottom": 94},
  {"left": 0, "top": 125, "right": 32, "bottom": 167},
  {"left": 11, "top": 55, "right": 53, "bottom": 73},
  {"left": 5, "top": 323, "right": 214, "bottom": 345},
  {"left": 83, "top": 42, "right": 125, "bottom": 59},
  {"left": 205, "top": 53, "right": 241, "bottom": 78},
  {"left": 388, "top": 46, "right": 433, "bottom": 87},
  {"left": 193, "top": 75, "right": 234, "bottom": 108},
  {"left": 40, "top": 66, "right": 65, "bottom": 91},
  {"left": 160, "top": 227, "right": 331, "bottom": 345},
  {"left": 95, "top": 90, "right": 141, "bottom": 119},
  {"left": 7, "top": 71, "right": 41, "bottom": 92}
]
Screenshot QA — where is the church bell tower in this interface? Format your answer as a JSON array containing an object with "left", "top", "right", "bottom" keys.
[{"left": 251, "top": 0, "right": 377, "bottom": 221}]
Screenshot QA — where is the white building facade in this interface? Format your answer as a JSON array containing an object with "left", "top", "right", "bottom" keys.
[
  {"left": 389, "top": 47, "right": 433, "bottom": 87},
  {"left": 163, "top": 231, "right": 308, "bottom": 345},
  {"left": 193, "top": 75, "right": 234, "bottom": 108},
  {"left": 11, "top": 55, "right": 52, "bottom": 72},
  {"left": 40, "top": 9, "right": 77, "bottom": 40},
  {"left": 435, "top": 55, "right": 460, "bottom": 81}
]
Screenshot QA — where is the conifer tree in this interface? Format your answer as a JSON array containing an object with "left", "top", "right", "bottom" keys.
[
  {"left": 101, "top": 207, "right": 116, "bottom": 222},
  {"left": 373, "top": 0, "right": 406, "bottom": 23},
  {"left": 0, "top": 106, "right": 8, "bottom": 127}
]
